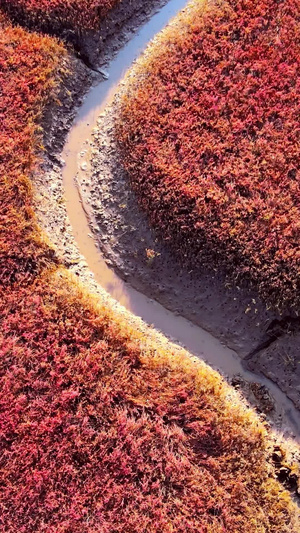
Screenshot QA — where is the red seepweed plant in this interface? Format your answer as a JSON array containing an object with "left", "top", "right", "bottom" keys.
[
  {"left": 0, "top": 0, "right": 121, "bottom": 33},
  {"left": 116, "top": 0, "right": 300, "bottom": 311},
  {"left": 0, "top": 6, "right": 299, "bottom": 532}
]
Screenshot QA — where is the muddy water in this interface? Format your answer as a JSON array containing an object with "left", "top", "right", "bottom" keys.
[{"left": 62, "top": 0, "right": 300, "bottom": 439}]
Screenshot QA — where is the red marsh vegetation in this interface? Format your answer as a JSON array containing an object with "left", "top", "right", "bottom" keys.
[
  {"left": 0, "top": 0, "right": 121, "bottom": 33},
  {"left": 117, "top": 0, "right": 300, "bottom": 311},
  {"left": 0, "top": 8, "right": 299, "bottom": 533}
]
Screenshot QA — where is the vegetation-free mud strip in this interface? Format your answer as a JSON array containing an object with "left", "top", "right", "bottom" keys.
[{"left": 50, "top": 0, "right": 300, "bottom": 441}]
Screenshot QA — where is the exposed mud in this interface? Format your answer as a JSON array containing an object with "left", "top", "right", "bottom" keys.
[
  {"left": 36, "top": 0, "right": 178, "bottom": 266},
  {"left": 41, "top": 0, "right": 172, "bottom": 156}
]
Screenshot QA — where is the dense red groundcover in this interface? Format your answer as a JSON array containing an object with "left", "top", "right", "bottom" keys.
[
  {"left": 0, "top": 0, "right": 121, "bottom": 32},
  {"left": 3, "top": 273, "right": 296, "bottom": 533},
  {"left": 117, "top": 0, "right": 300, "bottom": 310},
  {"left": 0, "top": 8, "right": 299, "bottom": 533}
]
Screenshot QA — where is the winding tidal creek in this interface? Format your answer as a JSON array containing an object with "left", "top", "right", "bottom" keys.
[{"left": 61, "top": 0, "right": 300, "bottom": 440}]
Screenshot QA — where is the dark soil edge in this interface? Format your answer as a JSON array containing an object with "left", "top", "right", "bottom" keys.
[{"left": 40, "top": 0, "right": 172, "bottom": 158}]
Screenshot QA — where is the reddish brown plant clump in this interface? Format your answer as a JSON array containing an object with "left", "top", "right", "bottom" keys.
[
  {"left": 0, "top": 0, "right": 121, "bottom": 33},
  {"left": 117, "top": 0, "right": 300, "bottom": 310},
  {"left": 0, "top": 4, "right": 299, "bottom": 532}
]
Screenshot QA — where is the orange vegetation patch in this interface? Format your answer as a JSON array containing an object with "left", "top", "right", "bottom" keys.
[
  {"left": 0, "top": 0, "right": 121, "bottom": 33},
  {"left": 0, "top": 12, "right": 299, "bottom": 533},
  {"left": 1, "top": 271, "right": 299, "bottom": 532},
  {"left": 116, "top": 0, "right": 300, "bottom": 310},
  {"left": 0, "top": 15, "right": 66, "bottom": 286}
]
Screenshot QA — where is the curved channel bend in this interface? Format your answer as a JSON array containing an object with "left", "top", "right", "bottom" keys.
[{"left": 61, "top": 0, "right": 300, "bottom": 440}]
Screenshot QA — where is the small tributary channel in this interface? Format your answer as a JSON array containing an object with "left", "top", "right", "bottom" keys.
[{"left": 62, "top": 0, "right": 300, "bottom": 440}]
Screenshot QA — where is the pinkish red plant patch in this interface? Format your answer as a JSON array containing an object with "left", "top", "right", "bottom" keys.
[{"left": 117, "top": 0, "right": 300, "bottom": 310}]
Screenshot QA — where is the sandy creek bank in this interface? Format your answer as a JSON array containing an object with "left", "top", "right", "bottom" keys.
[{"left": 32, "top": 0, "right": 300, "bottom": 494}]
